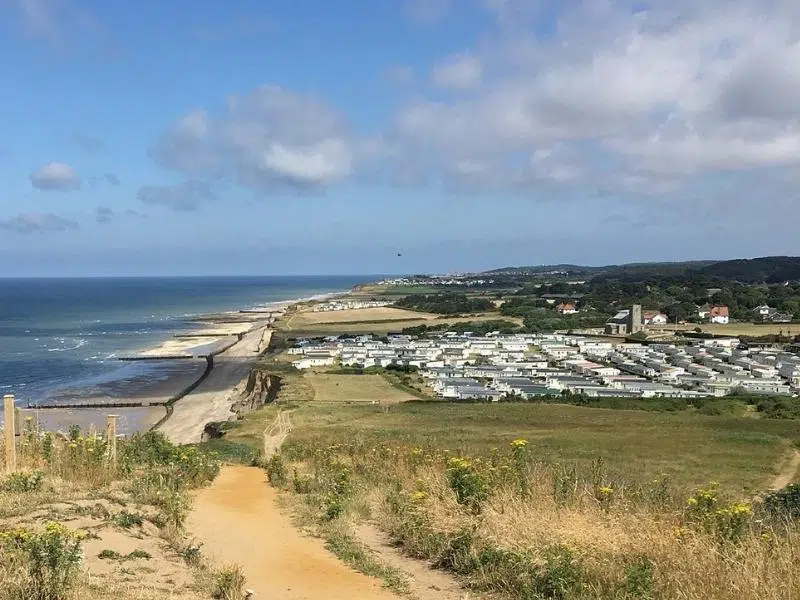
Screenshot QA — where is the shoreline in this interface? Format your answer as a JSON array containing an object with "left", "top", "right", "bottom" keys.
[{"left": 15, "top": 290, "right": 347, "bottom": 437}]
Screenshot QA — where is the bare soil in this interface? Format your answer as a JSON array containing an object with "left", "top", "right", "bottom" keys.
[
  {"left": 6, "top": 498, "right": 204, "bottom": 599},
  {"left": 354, "top": 522, "right": 477, "bottom": 600},
  {"left": 187, "top": 466, "right": 400, "bottom": 600},
  {"left": 771, "top": 449, "right": 800, "bottom": 490}
]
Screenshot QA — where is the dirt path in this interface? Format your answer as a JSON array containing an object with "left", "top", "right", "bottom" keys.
[
  {"left": 263, "top": 410, "right": 292, "bottom": 459},
  {"left": 771, "top": 449, "right": 800, "bottom": 490},
  {"left": 355, "top": 523, "right": 476, "bottom": 600},
  {"left": 187, "top": 466, "right": 400, "bottom": 600}
]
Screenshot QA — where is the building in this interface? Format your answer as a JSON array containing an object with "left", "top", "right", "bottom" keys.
[
  {"left": 643, "top": 311, "right": 668, "bottom": 326},
  {"left": 627, "top": 305, "right": 644, "bottom": 334},
  {"left": 605, "top": 309, "right": 630, "bottom": 335},
  {"left": 708, "top": 305, "right": 730, "bottom": 324},
  {"left": 556, "top": 302, "right": 578, "bottom": 315}
]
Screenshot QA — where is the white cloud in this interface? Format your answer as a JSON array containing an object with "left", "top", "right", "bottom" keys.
[
  {"left": 94, "top": 206, "right": 114, "bottom": 223},
  {"left": 151, "top": 86, "right": 355, "bottom": 189},
  {"left": 431, "top": 53, "right": 483, "bottom": 90},
  {"left": 149, "top": 0, "right": 800, "bottom": 201},
  {"left": 387, "top": 0, "right": 800, "bottom": 194},
  {"left": 0, "top": 212, "right": 78, "bottom": 233},
  {"left": 9, "top": 0, "right": 107, "bottom": 50},
  {"left": 29, "top": 162, "right": 80, "bottom": 191}
]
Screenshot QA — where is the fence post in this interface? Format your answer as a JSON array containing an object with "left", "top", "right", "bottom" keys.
[
  {"left": 4, "top": 395, "right": 16, "bottom": 472},
  {"left": 105, "top": 415, "right": 118, "bottom": 466}
]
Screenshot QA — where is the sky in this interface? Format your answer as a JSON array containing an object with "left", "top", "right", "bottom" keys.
[{"left": 0, "top": 0, "right": 798, "bottom": 276}]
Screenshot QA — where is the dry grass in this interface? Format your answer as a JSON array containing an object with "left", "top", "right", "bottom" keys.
[
  {"left": 305, "top": 373, "right": 417, "bottom": 404},
  {"left": 0, "top": 429, "right": 223, "bottom": 600},
  {"left": 665, "top": 323, "right": 800, "bottom": 336},
  {"left": 279, "top": 305, "right": 517, "bottom": 334},
  {"left": 277, "top": 431, "right": 800, "bottom": 600}
]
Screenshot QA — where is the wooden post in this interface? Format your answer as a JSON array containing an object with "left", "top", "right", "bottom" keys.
[
  {"left": 105, "top": 415, "right": 118, "bottom": 465},
  {"left": 4, "top": 395, "right": 16, "bottom": 472}
]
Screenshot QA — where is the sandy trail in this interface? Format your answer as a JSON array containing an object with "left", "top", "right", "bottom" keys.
[
  {"left": 355, "top": 523, "right": 475, "bottom": 600},
  {"left": 188, "top": 466, "right": 400, "bottom": 600},
  {"left": 159, "top": 325, "right": 272, "bottom": 444},
  {"left": 771, "top": 449, "right": 800, "bottom": 490}
]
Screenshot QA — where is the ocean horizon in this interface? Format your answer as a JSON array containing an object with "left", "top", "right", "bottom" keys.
[{"left": 0, "top": 275, "right": 377, "bottom": 408}]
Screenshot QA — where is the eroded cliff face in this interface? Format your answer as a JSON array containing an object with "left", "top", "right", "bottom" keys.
[
  {"left": 201, "top": 368, "right": 281, "bottom": 441},
  {"left": 235, "top": 368, "right": 281, "bottom": 413}
]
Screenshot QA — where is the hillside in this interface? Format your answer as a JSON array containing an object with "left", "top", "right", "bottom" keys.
[{"left": 485, "top": 256, "right": 800, "bottom": 284}]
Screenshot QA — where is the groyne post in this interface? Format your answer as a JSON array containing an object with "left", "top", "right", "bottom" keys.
[
  {"left": 106, "top": 415, "right": 118, "bottom": 466},
  {"left": 4, "top": 394, "right": 16, "bottom": 472}
]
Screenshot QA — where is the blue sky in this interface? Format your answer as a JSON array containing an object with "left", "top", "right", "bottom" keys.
[{"left": 1, "top": 0, "right": 798, "bottom": 276}]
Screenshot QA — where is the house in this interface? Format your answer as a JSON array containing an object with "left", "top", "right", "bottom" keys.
[
  {"left": 643, "top": 311, "right": 668, "bottom": 326},
  {"left": 604, "top": 309, "right": 630, "bottom": 335},
  {"left": 753, "top": 305, "right": 794, "bottom": 323},
  {"left": 556, "top": 302, "right": 578, "bottom": 315},
  {"left": 753, "top": 305, "right": 772, "bottom": 319},
  {"left": 708, "top": 305, "right": 730, "bottom": 324}
]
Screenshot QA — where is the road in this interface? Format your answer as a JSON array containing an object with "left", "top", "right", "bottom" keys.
[{"left": 159, "top": 324, "right": 272, "bottom": 444}]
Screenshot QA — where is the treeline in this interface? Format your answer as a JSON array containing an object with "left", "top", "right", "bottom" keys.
[
  {"left": 395, "top": 293, "right": 494, "bottom": 315},
  {"left": 489, "top": 391, "right": 800, "bottom": 419},
  {"left": 500, "top": 297, "right": 609, "bottom": 331}
]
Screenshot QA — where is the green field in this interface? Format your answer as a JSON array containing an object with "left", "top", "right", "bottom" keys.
[{"left": 276, "top": 401, "right": 798, "bottom": 496}]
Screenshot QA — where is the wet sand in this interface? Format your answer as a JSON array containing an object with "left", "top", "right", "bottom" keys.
[{"left": 159, "top": 324, "right": 273, "bottom": 444}]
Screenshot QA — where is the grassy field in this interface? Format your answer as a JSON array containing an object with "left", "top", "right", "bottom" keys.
[
  {"left": 664, "top": 323, "right": 800, "bottom": 336},
  {"left": 276, "top": 401, "right": 797, "bottom": 495},
  {"left": 249, "top": 394, "right": 800, "bottom": 599},
  {"left": 279, "top": 305, "right": 518, "bottom": 334},
  {"left": 305, "top": 373, "right": 417, "bottom": 404}
]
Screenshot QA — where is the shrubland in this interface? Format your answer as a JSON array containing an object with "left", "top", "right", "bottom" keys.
[
  {"left": 0, "top": 426, "right": 223, "bottom": 600},
  {"left": 256, "top": 401, "right": 800, "bottom": 600}
]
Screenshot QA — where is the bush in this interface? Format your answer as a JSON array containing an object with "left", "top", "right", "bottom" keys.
[
  {"left": 625, "top": 555, "right": 655, "bottom": 600},
  {"left": 762, "top": 483, "right": 800, "bottom": 521},
  {"left": 265, "top": 454, "right": 287, "bottom": 487},
  {"left": 1, "top": 470, "right": 44, "bottom": 493},
  {"left": 110, "top": 511, "right": 144, "bottom": 529},
  {"left": 446, "top": 457, "right": 488, "bottom": 512},
  {"left": 0, "top": 521, "right": 86, "bottom": 600},
  {"left": 212, "top": 565, "right": 247, "bottom": 600}
]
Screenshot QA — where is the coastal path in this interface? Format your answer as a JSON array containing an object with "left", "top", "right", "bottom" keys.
[
  {"left": 159, "top": 323, "right": 272, "bottom": 444},
  {"left": 188, "top": 465, "right": 400, "bottom": 600}
]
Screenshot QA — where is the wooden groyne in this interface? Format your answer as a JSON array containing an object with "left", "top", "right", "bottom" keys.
[
  {"left": 118, "top": 355, "right": 195, "bottom": 361},
  {"left": 27, "top": 355, "right": 216, "bottom": 412}
]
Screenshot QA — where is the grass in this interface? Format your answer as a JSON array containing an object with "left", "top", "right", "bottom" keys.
[
  {"left": 668, "top": 323, "right": 800, "bottom": 336},
  {"left": 258, "top": 399, "right": 800, "bottom": 600},
  {"left": 272, "top": 401, "right": 798, "bottom": 495},
  {"left": 304, "top": 373, "right": 418, "bottom": 404},
  {"left": 278, "top": 304, "right": 518, "bottom": 335},
  {"left": 0, "top": 429, "right": 223, "bottom": 600}
]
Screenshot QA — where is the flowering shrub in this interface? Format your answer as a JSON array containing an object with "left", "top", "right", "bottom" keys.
[
  {"left": 0, "top": 521, "right": 86, "bottom": 600},
  {"left": 685, "top": 483, "right": 752, "bottom": 541},
  {"left": 1, "top": 470, "right": 44, "bottom": 493},
  {"left": 446, "top": 457, "right": 488, "bottom": 512}
]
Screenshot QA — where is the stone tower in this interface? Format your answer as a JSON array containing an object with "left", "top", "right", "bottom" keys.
[{"left": 628, "top": 304, "right": 643, "bottom": 334}]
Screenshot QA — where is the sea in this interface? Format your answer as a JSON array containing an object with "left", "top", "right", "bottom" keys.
[{"left": 0, "top": 276, "right": 373, "bottom": 411}]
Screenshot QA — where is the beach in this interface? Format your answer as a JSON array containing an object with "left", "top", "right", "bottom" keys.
[{"left": 8, "top": 290, "right": 344, "bottom": 438}]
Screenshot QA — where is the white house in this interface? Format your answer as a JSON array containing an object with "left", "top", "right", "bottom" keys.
[{"left": 643, "top": 311, "right": 668, "bottom": 326}]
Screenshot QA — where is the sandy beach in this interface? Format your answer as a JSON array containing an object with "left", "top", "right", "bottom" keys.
[
  {"left": 9, "top": 293, "right": 334, "bottom": 440},
  {"left": 159, "top": 323, "right": 273, "bottom": 444}
]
